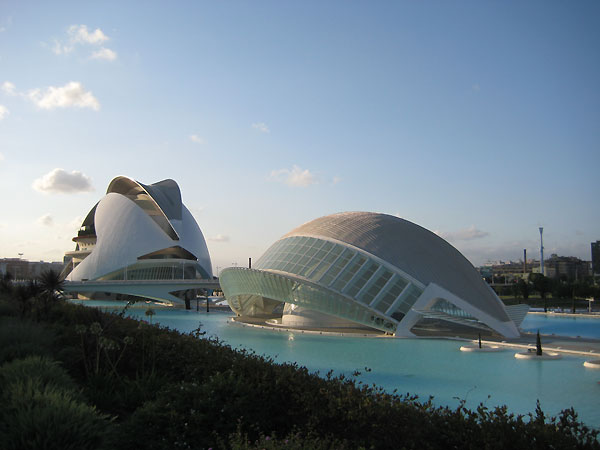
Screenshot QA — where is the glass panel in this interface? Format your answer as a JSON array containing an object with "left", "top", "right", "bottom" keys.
[
  {"left": 331, "top": 255, "right": 367, "bottom": 292},
  {"left": 394, "top": 285, "right": 423, "bottom": 315},
  {"left": 321, "top": 241, "right": 334, "bottom": 253},
  {"left": 431, "top": 299, "right": 474, "bottom": 318},
  {"left": 319, "top": 248, "right": 353, "bottom": 285},
  {"left": 358, "top": 269, "right": 392, "bottom": 304},
  {"left": 344, "top": 261, "right": 377, "bottom": 297},
  {"left": 297, "top": 254, "right": 310, "bottom": 267},
  {"left": 375, "top": 277, "right": 409, "bottom": 313},
  {"left": 305, "top": 245, "right": 319, "bottom": 257}
]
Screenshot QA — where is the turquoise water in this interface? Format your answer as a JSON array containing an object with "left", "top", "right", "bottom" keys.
[
  {"left": 521, "top": 314, "right": 600, "bottom": 339},
  {"left": 73, "top": 300, "right": 600, "bottom": 427}
]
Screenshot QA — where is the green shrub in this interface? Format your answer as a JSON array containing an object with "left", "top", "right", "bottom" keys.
[
  {"left": 229, "top": 429, "right": 351, "bottom": 450},
  {"left": 0, "top": 355, "right": 78, "bottom": 395},
  {"left": 0, "top": 317, "right": 55, "bottom": 363},
  {"left": 18, "top": 301, "right": 600, "bottom": 450},
  {"left": 0, "top": 297, "right": 17, "bottom": 317},
  {"left": 0, "top": 379, "right": 110, "bottom": 450}
]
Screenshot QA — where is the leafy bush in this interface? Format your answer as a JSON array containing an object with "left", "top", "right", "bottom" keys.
[
  {"left": 229, "top": 429, "right": 351, "bottom": 450},
  {"left": 0, "top": 379, "right": 110, "bottom": 450},
  {"left": 0, "top": 355, "right": 79, "bottom": 395},
  {"left": 0, "top": 317, "right": 55, "bottom": 363},
  {"left": 2, "top": 299, "right": 599, "bottom": 449},
  {"left": 0, "top": 296, "right": 17, "bottom": 317}
]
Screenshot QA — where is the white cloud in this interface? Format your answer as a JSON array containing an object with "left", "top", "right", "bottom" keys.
[
  {"left": 209, "top": 234, "right": 230, "bottom": 242},
  {"left": 435, "top": 225, "right": 489, "bottom": 242},
  {"left": 0, "top": 17, "right": 12, "bottom": 33},
  {"left": 69, "top": 25, "right": 109, "bottom": 45},
  {"left": 0, "top": 152, "right": 4, "bottom": 162},
  {"left": 37, "top": 214, "right": 54, "bottom": 227},
  {"left": 0, "top": 105, "right": 8, "bottom": 120},
  {"left": 2, "top": 81, "right": 16, "bottom": 95},
  {"left": 270, "top": 165, "right": 318, "bottom": 187},
  {"left": 189, "top": 134, "right": 205, "bottom": 144},
  {"left": 28, "top": 82, "right": 99, "bottom": 111},
  {"left": 90, "top": 47, "right": 117, "bottom": 61},
  {"left": 33, "top": 168, "right": 94, "bottom": 194},
  {"left": 51, "top": 25, "right": 115, "bottom": 60},
  {"left": 52, "top": 39, "right": 73, "bottom": 55},
  {"left": 252, "top": 122, "right": 270, "bottom": 133},
  {"left": 68, "top": 216, "right": 83, "bottom": 230}
]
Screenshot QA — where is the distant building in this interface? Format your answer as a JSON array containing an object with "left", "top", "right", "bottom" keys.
[
  {"left": 479, "top": 260, "right": 538, "bottom": 283},
  {"left": 544, "top": 254, "right": 590, "bottom": 280},
  {"left": 0, "top": 258, "right": 63, "bottom": 280},
  {"left": 592, "top": 241, "right": 600, "bottom": 275}
]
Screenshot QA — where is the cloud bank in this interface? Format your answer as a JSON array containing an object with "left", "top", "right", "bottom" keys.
[
  {"left": 189, "top": 134, "right": 205, "bottom": 144},
  {"left": 33, "top": 168, "right": 94, "bottom": 194},
  {"left": 270, "top": 165, "right": 318, "bottom": 187},
  {"left": 52, "top": 25, "right": 116, "bottom": 60},
  {"left": 2, "top": 81, "right": 15, "bottom": 95},
  {"left": 91, "top": 47, "right": 117, "bottom": 61},
  {"left": 0, "top": 105, "right": 8, "bottom": 120},
  {"left": 37, "top": 214, "right": 54, "bottom": 227},
  {"left": 28, "top": 82, "right": 100, "bottom": 111},
  {"left": 252, "top": 122, "right": 270, "bottom": 133}
]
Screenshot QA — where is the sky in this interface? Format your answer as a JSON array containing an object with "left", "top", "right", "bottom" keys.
[{"left": 0, "top": 1, "right": 598, "bottom": 273}]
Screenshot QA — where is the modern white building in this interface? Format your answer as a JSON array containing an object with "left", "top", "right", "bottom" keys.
[
  {"left": 220, "top": 212, "right": 527, "bottom": 338},
  {"left": 63, "top": 176, "right": 213, "bottom": 303}
]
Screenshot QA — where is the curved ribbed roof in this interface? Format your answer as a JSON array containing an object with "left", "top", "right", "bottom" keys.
[
  {"left": 283, "top": 212, "right": 509, "bottom": 322},
  {"left": 106, "top": 176, "right": 181, "bottom": 240}
]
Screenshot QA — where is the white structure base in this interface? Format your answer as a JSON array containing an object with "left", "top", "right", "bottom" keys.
[
  {"left": 514, "top": 351, "right": 562, "bottom": 360},
  {"left": 397, "top": 283, "right": 520, "bottom": 339},
  {"left": 460, "top": 345, "right": 503, "bottom": 352},
  {"left": 583, "top": 360, "right": 600, "bottom": 369}
]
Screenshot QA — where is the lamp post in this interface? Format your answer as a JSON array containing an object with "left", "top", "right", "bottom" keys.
[{"left": 539, "top": 227, "right": 544, "bottom": 276}]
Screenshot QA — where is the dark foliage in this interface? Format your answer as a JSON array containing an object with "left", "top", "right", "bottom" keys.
[{"left": 1, "top": 292, "right": 598, "bottom": 449}]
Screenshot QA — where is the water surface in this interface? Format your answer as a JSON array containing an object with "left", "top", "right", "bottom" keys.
[{"left": 73, "top": 300, "right": 600, "bottom": 427}]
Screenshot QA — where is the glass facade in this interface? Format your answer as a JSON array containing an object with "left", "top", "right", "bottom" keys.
[
  {"left": 221, "top": 267, "right": 398, "bottom": 332},
  {"left": 430, "top": 299, "right": 475, "bottom": 319},
  {"left": 252, "top": 235, "right": 426, "bottom": 331},
  {"left": 97, "top": 260, "right": 208, "bottom": 281}
]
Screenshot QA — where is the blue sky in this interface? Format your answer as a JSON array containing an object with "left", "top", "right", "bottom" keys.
[{"left": 0, "top": 1, "right": 598, "bottom": 271}]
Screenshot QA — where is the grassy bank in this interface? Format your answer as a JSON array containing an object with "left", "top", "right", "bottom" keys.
[{"left": 0, "top": 289, "right": 598, "bottom": 449}]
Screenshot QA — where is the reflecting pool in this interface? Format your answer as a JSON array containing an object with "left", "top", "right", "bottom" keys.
[
  {"left": 521, "top": 313, "right": 600, "bottom": 339},
  {"left": 73, "top": 301, "right": 600, "bottom": 427}
]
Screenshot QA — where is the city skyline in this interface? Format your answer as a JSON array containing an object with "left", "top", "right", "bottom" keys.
[{"left": 1, "top": 1, "right": 598, "bottom": 271}]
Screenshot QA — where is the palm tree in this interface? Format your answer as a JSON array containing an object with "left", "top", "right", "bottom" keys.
[
  {"left": 15, "top": 280, "right": 40, "bottom": 318},
  {"left": 37, "top": 269, "right": 65, "bottom": 318},
  {"left": 0, "top": 271, "right": 14, "bottom": 294},
  {"left": 145, "top": 308, "right": 155, "bottom": 324},
  {"left": 530, "top": 274, "right": 552, "bottom": 312}
]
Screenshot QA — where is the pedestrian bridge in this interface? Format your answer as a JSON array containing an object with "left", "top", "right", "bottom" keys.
[{"left": 64, "top": 279, "right": 221, "bottom": 304}]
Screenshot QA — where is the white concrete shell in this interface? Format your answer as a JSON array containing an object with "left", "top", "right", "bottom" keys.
[
  {"left": 65, "top": 176, "right": 212, "bottom": 301},
  {"left": 221, "top": 212, "right": 522, "bottom": 338}
]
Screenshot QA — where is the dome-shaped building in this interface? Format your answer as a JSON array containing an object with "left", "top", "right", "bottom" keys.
[
  {"left": 63, "top": 176, "right": 212, "bottom": 303},
  {"left": 220, "top": 212, "right": 526, "bottom": 338}
]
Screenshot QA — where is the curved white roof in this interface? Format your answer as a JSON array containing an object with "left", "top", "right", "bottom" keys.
[
  {"left": 67, "top": 176, "right": 212, "bottom": 281},
  {"left": 283, "top": 212, "right": 509, "bottom": 322}
]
